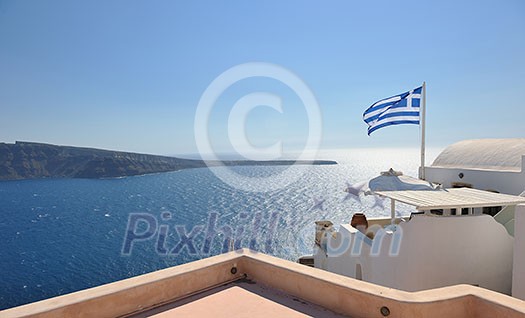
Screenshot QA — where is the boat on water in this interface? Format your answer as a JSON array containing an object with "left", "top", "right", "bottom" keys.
[
  {"left": 309, "top": 138, "right": 525, "bottom": 300},
  {"left": 2, "top": 139, "right": 525, "bottom": 318}
]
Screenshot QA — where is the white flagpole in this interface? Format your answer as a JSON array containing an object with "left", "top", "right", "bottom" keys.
[{"left": 419, "top": 82, "right": 426, "bottom": 180}]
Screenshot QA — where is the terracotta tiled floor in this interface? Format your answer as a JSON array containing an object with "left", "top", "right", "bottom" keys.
[{"left": 132, "top": 280, "right": 348, "bottom": 318}]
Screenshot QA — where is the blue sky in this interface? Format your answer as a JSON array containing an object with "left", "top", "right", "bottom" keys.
[{"left": 1, "top": 0, "right": 524, "bottom": 156}]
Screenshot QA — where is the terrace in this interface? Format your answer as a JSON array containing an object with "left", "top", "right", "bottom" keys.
[{"left": 2, "top": 249, "right": 525, "bottom": 318}]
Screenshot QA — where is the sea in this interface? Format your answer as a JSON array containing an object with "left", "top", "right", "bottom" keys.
[{"left": 0, "top": 148, "right": 440, "bottom": 310}]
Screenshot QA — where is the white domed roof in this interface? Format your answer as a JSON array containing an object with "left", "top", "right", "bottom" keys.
[{"left": 431, "top": 139, "right": 525, "bottom": 171}]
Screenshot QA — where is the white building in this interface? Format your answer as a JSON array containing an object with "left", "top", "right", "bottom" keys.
[
  {"left": 424, "top": 138, "right": 525, "bottom": 195},
  {"left": 313, "top": 139, "right": 525, "bottom": 299}
]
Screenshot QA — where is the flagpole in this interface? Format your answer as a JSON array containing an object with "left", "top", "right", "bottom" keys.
[{"left": 419, "top": 82, "right": 426, "bottom": 180}]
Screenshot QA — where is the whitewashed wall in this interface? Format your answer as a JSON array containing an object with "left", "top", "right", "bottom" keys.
[
  {"left": 315, "top": 215, "right": 514, "bottom": 294},
  {"left": 513, "top": 204, "right": 525, "bottom": 300},
  {"left": 424, "top": 156, "right": 525, "bottom": 195}
]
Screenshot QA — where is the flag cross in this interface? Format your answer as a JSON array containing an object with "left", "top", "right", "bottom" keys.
[{"left": 406, "top": 90, "right": 414, "bottom": 108}]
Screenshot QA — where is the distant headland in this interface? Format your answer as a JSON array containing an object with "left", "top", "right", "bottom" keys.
[{"left": 0, "top": 141, "right": 337, "bottom": 180}]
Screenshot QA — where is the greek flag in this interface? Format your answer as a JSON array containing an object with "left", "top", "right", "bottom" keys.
[{"left": 363, "top": 86, "right": 422, "bottom": 135}]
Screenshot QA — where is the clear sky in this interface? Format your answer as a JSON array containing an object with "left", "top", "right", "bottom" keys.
[{"left": 1, "top": 0, "right": 524, "bottom": 156}]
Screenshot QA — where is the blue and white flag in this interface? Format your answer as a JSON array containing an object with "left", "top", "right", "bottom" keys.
[{"left": 363, "top": 86, "right": 422, "bottom": 135}]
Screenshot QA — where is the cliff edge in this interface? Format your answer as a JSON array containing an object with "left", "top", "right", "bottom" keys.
[{"left": 0, "top": 141, "right": 336, "bottom": 180}]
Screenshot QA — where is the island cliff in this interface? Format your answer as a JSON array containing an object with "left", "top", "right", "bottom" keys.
[{"left": 0, "top": 141, "right": 337, "bottom": 180}]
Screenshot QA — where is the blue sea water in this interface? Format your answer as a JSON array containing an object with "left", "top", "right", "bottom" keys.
[{"left": 0, "top": 148, "right": 439, "bottom": 310}]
